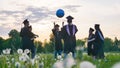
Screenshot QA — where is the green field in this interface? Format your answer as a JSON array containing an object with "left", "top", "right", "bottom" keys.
[{"left": 0, "top": 52, "right": 120, "bottom": 68}]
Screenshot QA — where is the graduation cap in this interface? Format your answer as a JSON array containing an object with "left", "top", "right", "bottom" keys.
[
  {"left": 89, "top": 28, "right": 94, "bottom": 32},
  {"left": 55, "top": 24, "right": 59, "bottom": 27},
  {"left": 23, "top": 19, "right": 29, "bottom": 24},
  {"left": 95, "top": 24, "right": 100, "bottom": 27},
  {"left": 66, "top": 15, "right": 74, "bottom": 20}
]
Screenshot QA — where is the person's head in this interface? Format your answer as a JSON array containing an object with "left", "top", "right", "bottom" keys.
[
  {"left": 89, "top": 28, "right": 94, "bottom": 34},
  {"left": 66, "top": 15, "right": 74, "bottom": 24},
  {"left": 28, "top": 25, "right": 32, "bottom": 31},
  {"left": 55, "top": 24, "right": 59, "bottom": 31},
  {"left": 23, "top": 19, "right": 29, "bottom": 27},
  {"left": 95, "top": 24, "right": 100, "bottom": 30}
]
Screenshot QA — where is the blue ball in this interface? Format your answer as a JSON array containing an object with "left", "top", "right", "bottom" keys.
[{"left": 56, "top": 9, "right": 65, "bottom": 18}]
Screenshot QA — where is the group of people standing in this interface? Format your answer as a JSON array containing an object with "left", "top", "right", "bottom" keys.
[
  {"left": 87, "top": 24, "right": 104, "bottom": 59},
  {"left": 20, "top": 15, "right": 104, "bottom": 60},
  {"left": 52, "top": 15, "right": 78, "bottom": 59}
]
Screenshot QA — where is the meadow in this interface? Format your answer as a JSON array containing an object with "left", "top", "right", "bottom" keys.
[{"left": 0, "top": 49, "right": 120, "bottom": 68}]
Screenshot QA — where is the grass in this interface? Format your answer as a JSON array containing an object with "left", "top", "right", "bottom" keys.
[{"left": 0, "top": 53, "right": 120, "bottom": 68}]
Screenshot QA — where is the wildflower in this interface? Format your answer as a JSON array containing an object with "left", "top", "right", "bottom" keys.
[
  {"left": 17, "top": 49, "right": 23, "bottom": 54},
  {"left": 24, "top": 49, "right": 30, "bottom": 54},
  {"left": 80, "top": 61, "right": 96, "bottom": 68},
  {"left": 39, "top": 62, "right": 44, "bottom": 68},
  {"left": 3, "top": 48, "right": 11, "bottom": 54},
  {"left": 15, "top": 62, "right": 21, "bottom": 68},
  {"left": 19, "top": 55, "right": 27, "bottom": 62},
  {"left": 11, "top": 58, "right": 15, "bottom": 63},
  {"left": 112, "top": 62, "right": 120, "bottom": 68},
  {"left": 53, "top": 61, "right": 64, "bottom": 68},
  {"left": 64, "top": 53, "right": 75, "bottom": 68},
  {"left": 76, "top": 46, "right": 80, "bottom": 51},
  {"left": 57, "top": 55, "right": 62, "bottom": 60}
]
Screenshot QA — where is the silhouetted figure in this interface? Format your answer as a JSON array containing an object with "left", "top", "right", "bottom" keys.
[
  {"left": 20, "top": 19, "right": 31, "bottom": 50},
  {"left": 87, "top": 28, "right": 95, "bottom": 55},
  {"left": 61, "top": 15, "right": 78, "bottom": 58},
  {"left": 28, "top": 26, "right": 38, "bottom": 58},
  {"left": 20, "top": 19, "right": 38, "bottom": 58},
  {"left": 94, "top": 24, "right": 105, "bottom": 59},
  {"left": 52, "top": 23, "right": 63, "bottom": 59}
]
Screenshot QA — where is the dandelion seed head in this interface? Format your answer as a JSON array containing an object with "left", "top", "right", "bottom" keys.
[{"left": 80, "top": 61, "right": 96, "bottom": 68}]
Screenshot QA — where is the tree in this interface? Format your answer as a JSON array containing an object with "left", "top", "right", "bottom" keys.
[
  {"left": 104, "top": 37, "right": 113, "bottom": 52},
  {"left": 34, "top": 41, "right": 43, "bottom": 53},
  {"left": 0, "top": 37, "right": 5, "bottom": 53},
  {"left": 8, "top": 29, "right": 22, "bottom": 52}
]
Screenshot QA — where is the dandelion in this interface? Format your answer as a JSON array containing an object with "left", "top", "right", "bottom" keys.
[
  {"left": 15, "top": 62, "right": 21, "bottom": 68},
  {"left": 39, "top": 62, "right": 44, "bottom": 68},
  {"left": 3, "top": 48, "right": 11, "bottom": 54},
  {"left": 19, "top": 55, "right": 27, "bottom": 62},
  {"left": 35, "top": 55, "right": 40, "bottom": 60},
  {"left": 76, "top": 46, "right": 80, "bottom": 51},
  {"left": 22, "top": 53, "right": 30, "bottom": 59},
  {"left": 31, "top": 59, "right": 35, "bottom": 65},
  {"left": 57, "top": 55, "right": 62, "bottom": 60},
  {"left": 64, "top": 53, "right": 75, "bottom": 68},
  {"left": 11, "top": 58, "right": 15, "bottom": 63},
  {"left": 53, "top": 61, "right": 64, "bottom": 68},
  {"left": 80, "top": 61, "right": 96, "bottom": 68},
  {"left": 24, "top": 49, "right": 30, "bottom": 54},
  {"left": 7, "top": 61, "right": 11, "bottom": 68},
  {"left": 112, "top": 62, "right": 120, "bottom": 68},
  {"left": 17, "top": 49, "right": 23, "bottom": 54}
]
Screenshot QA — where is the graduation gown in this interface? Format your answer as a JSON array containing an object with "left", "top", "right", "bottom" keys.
[
  {"left": 61, "top": 24, "right": 78, "bottom": 53},
  {"left": 52, "top": 29, "right": 63, "bottom": 51},
  {"left": 20, "top": 27, "right": 34, "bottom": 50},
  {"left": 94, "top": 30, "right": 104, "bottom": 58},
  {"left": 87, "top": 34, "right": 95, "bottom": 56}
]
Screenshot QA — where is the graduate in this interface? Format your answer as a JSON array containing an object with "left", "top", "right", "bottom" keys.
[
  {"left": 20, "top": 19, "right": 38, "bottom": 58},
  {"left": 28, "top": 26, "right": 38, "bottom": 58},
  {"left": 61, "top": 15, "right": 78, "bottom": 58},
  {"left": 87, "top": 28, "right": 96, "bottom": 59},
  {"left": 52, "top": 23, "right": 63, "bottom": 59},
  {"left": 20, "top": 19, "right": 31, "bottom": 51},
  {"left": 94, "top": 24, "right": 105, "bottom": 59}
]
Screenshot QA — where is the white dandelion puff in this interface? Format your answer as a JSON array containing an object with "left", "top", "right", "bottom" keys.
[
  {"left": 17, "top": 49, "right": 23, "bottom": 54},
  {"left": 64, "top": 54, "right": 75, "bottom": 68},
  {"left": 15, "top": 62, "right": 21, "bottom": 68},
  {"left": 53, "top": 61, "right": 64, "bottom": 68},
  {"left": 80, "top": 61, "right": 96, "bottom": 68},
  {"left": 24, "top": 49, "right": 30, "bottom": 54},
  {"left": 112, "top": 62, "right": 120, "bottom": 68}
]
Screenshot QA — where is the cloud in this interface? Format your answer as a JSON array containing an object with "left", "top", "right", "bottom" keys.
[
  {"left": 63, "top": 5, "right": 81, "bottom": 12},
  {"left": 25, "top": 6, "right": 55, "bottom": 23}
]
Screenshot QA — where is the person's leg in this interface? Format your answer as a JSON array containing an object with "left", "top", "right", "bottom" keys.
[
  {"left": 54, "top": 50, "right": 58, "bottom": 59},
  {"left": 31, "top": 47, "right": 36, "bottom": 59},
  {"left": 72, "top": 51, "right": 76, "bottom": 58},
  {"left": 58, "top": 50, "right": 62, "bottom": 55}
]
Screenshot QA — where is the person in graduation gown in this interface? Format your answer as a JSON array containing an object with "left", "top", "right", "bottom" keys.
[
  {"left": 94, "top": 24, "right": 105, "bottom": 59},
  {"left": 61, "top": 15, "right": 78, "bottom": 58},
  {"left": 87, "top": 28, "right": 95, "bottom": 56},
  {"left": 28, "top": 25, "right": 39, "bottom": 58},
  {"left": 20, "top": 19, "right": 31, "bottom": 51},
  {"left": 20, "top": 19, "right": 38, "bottom": 58},
  {"left": 52, "top": 23, "right": 63, "bottom": 59}
]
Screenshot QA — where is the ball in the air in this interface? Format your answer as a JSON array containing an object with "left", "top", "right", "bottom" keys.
[{"left": 56, "top": 9, "right": 65, "bottom": 18}]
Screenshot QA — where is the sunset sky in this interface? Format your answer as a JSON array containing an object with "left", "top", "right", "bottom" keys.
[{"left": 0, "top": 0, "right": 120, "bottom": 42}]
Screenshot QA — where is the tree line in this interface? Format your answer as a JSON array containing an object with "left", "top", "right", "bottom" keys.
[{"left": 0, "top": 29, "right": 120, "bottom": 54}]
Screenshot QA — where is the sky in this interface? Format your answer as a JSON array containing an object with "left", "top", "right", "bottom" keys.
[{"left": 0, "top": 0, "right": 120, "bottom": 42}]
